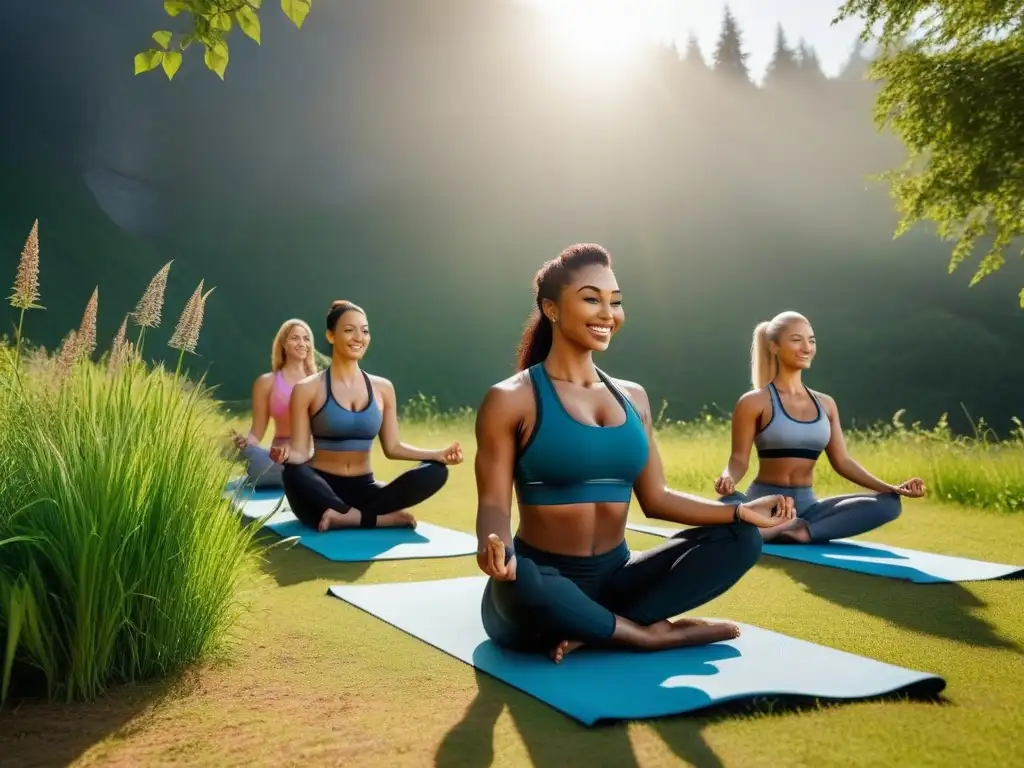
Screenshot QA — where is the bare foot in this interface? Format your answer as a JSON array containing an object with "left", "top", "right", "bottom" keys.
[
  {"left": 550, "top": 639, "right": 585, "bottom": 663},
  {"left": 644, "top": 619, "right": 741, "bottom": 650},
  {"left": 317, "top": 509, "right": 358, "bottom": 531},
  {"left": 376, "top": 510, "right": 417, "bottom": 528},
  {"left": 760, "top": 517, "right": 810, "bottom": 544}
]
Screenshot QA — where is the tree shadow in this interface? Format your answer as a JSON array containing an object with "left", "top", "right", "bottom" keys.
[
  {"left": 0, "top": 669, "right": 193, "bottom": 768},
  {"left": 435, "top": 667, "right": 948, "bottom": 768},
  {"left": 758, "top": 556, "right": 1020, "bottom": 652},
  {"left": 252, "top": 529, "right": 373, "bottom": 587}
]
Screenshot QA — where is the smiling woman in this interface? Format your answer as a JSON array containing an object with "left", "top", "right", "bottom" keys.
[
  {"left": 471, "top": 243, "right": 796, "bottom": 664},
  {"left": 269, "top": 300, "right": 465, "bottom": 532}
]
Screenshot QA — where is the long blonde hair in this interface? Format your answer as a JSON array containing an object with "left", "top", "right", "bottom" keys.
[
  {"left": 750, "top": 310, "right": 808, "bottom": 390},
  {"left": 271, "top": 318, "right": 317, "bottom": 376}
]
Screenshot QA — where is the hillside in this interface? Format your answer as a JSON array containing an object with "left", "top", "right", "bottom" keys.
[{"left": 1, "top": 0, "right": 1021, "bottom": 433}]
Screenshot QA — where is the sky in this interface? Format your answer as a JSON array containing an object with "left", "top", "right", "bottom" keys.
[{"left": 524, "top": 0, "right": 871, "bottom": 83}]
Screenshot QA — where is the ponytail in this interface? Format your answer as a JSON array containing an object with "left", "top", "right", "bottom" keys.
[
  {"left": 750, "top": 321, "right": 775, "bottom": 390},
  {"left": 516, "top": 307, "right": 553, "bottom": 371},
  {"left": 514, "top": 243, "right": 612, "bottom": 372}
]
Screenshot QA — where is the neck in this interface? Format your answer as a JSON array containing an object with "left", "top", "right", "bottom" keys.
[
  {"left": 331, "top": 355, "right": 361, "bottom": 382},
  {"left": 543, "top": 334, "right": 599, "bottom": 385},
  {"left": 280, "top": 359, "right": 307, "bottom": 377},
  {"left": 773, "top": 367, "right": 803, "bottom": 392}
]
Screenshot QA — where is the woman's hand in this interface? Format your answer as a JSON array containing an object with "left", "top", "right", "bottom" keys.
[
  {"left": 737, "top": 495, "right": 796, "bottom": 528},
  {"left": 230, "top": 430, "right": 248, "bottom": 451},
  {"left": 434, "top": 441, "right": 464, "bottom": 466},
  {"left": 714, "top": 474, "right": 736, "bottom": 496},
  {"left": 894, "top": 477, "right": 926, "bottom": 498},
  {"left": 269, "top": 444, "right": 290, "bottom": 464},
  {"left": 477, "top": 533, "right": 517, "bottom": 581}
]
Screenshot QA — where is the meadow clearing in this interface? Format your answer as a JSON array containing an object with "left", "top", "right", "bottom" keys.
[{"left": 1, "top": 251, "right": 1022, "bottom": 766}]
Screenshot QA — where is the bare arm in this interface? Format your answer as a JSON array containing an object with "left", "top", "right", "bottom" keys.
[
  {"left": 281, "top": 379, "right": 316, "bottom": 464},
  {"left": 473, "top": 385, "right": 519, "bottom": 557},
  {"left": 720, "top": 391, "right": 762, "bottom": 485},
  {"left": 822, "top": 396, "right": 896, "bottom": 493},
  {"left": 626, "top": 382, "right": 740, "bottom": 526},
  {"left": 376, "top": 378, "right": 445, "bottom": 463},
  {"left": 245, "top": 374, "right": 274, "bottom": 444}
]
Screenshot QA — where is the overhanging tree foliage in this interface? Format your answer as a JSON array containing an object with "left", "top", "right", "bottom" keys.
[
  {"left": 135, "top": 0, "right": 312, "bottom": 81},
  {"left": 834, "top": 1, "right": 1024, "bottom": 305}
]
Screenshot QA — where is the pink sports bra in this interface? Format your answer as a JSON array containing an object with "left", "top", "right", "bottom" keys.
[{"left": 267, "top": 370, "right": 295, "bottom": 440}]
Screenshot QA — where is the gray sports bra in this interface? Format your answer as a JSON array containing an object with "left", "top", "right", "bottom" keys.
[{"left": 753, "top": 382, "right": 831, "bottom": 461}]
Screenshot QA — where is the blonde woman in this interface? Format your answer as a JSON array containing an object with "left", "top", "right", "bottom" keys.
[
  {"left": 716, "top": 310, "right": 926, "bottom": 544},
  {"left": 232, "top": 318, "right": 318, "bottom": 488}
]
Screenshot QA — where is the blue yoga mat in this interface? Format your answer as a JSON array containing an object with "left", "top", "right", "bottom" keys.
[
  {"left": 328, "top": 575, "right": 945, "bottom": 725},
  {"left": 224, "top": 485, "right": 477, "bottom": 562},
  {"left": 626, "top": 522, "right": 1024, "bottom": 584}
]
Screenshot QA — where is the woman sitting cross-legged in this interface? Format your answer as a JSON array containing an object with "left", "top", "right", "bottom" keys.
[{"left": 271, "top": 300, "right": 463, "bottom": 531}]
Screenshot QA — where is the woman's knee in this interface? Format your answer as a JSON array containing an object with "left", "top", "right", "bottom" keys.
[
  {"left": 878, "top": 492, "right": 903, "bottom": 522},
  {"left": 731, "top": 521, "right": 764, "bottom": 566},
  {"left": 420, "top": 460, "right": 449, "bottom": 491}
]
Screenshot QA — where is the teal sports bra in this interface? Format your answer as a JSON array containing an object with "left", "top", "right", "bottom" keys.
[{"left": 513, "top": 364, "right": 650, "bottom": 506}]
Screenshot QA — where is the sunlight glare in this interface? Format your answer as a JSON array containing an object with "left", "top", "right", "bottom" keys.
[{"left": 535, "top": 0, "right": 650, "bottom": 76}]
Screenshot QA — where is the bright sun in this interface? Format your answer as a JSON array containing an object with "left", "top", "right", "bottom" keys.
[{"left": 533, "top": 0, "right": 650, "bottom": 75}]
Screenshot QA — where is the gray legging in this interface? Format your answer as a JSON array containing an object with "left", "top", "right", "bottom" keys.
[
  {"left": 720, "top": 482, "right": 902, "bottom": 542},
  {"left": 238, "top": 443, "right": 285, "bottom": 488}
]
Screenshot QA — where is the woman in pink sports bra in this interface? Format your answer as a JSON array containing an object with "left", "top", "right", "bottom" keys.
[{"left": 232, "top": 318, "right": 318, "bottom": 487}]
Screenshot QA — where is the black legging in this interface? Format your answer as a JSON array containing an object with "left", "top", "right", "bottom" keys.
[
  {"left": 282, "top": 460, "right": 448, "bottom": 529},
  {"left": 481, "top": 521, "right": 763, "bottom": 652}
]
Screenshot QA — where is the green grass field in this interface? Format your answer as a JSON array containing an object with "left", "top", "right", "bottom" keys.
[{"left": 2, "top": 420, "right": 1022, "bottom": 768}]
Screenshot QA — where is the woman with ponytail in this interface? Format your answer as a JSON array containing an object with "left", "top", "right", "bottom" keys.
[
  {"left": 715, "top": 310, "right": 926, "bottom": 544},
  {"left": 473, "top": 244, "right": 796, "bottom": 663}
]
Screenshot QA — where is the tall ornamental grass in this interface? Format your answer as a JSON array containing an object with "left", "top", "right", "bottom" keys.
[{"left": 0, "top": 219, "right": 258, "bottom": 705}]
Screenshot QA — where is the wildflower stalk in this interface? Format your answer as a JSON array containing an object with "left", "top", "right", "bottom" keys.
[{"left": 8, "top": 220, "right": 42, "bottom": 371}]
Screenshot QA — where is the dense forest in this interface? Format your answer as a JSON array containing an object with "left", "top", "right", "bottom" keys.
[{"left": 2, "top": 0, "right": 1022, "bottom": 434}]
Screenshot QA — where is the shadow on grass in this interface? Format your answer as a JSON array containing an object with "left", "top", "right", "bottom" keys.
[
  {"left": 0, "top": 670, "right": 193, "bottom": 768},
  {"left": 758, "top": 557, "right": 1022, "bottom": 653},
  {"left": 435, "top": 669, "right": 948, "bottom": 768},
  {"left": 252, "top": 529, "right": 373, "bottom": 586}
]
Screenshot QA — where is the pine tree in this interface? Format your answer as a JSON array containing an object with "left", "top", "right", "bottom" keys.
[
  {"left": 795, "top": 40, "right": 828, "bottom": 84},
  {"left": 839, "top": 38, "right": 871, "bottom": 81},
  {"left": 681, "top": 32, "right": 709, "bottom": 75},
  {"left": 762, "top": 24, "right": 798, "bottom": 90},
  {"left": 711, "top": 6, "right": 750, "bottom": 85}
]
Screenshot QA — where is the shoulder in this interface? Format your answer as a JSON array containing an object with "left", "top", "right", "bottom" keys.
[
  {"left": 609, "top": 376, "right": 651, "bottom": 415},
  {"left": 366, "top": 373, "right": 394, "bottom": 394},
  {"left": 292, "top": 371, "right": 323, "bottom": 397},
  {"left": 478, "top": 371, "right": 534, "bottom": 421},
  {"left": 809, "top": 389, "right": 837, "bottom": 416},
  {"left": 735, "top": 388, "right": 769, "bottom": 415},
  {"left": 253, "top": 372, "right": 276, "bottom": 392}
]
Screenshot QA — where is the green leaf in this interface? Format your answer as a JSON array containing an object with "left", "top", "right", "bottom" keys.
[
  {"left": 152, "top": 30, "right": 173, "bottom": 50},
  {"left": 236, "top": 6, "right": 261, "bottom": 44},
  {"left": 180, "top": 34, "right": 194, "bottom": 51},
  {"left": 162, "top": 50, "right": 183, "bottom": 80},
  {"left": 134, "top": 49, "right": 164, "bottom": 75},
  {"left": 163, "top": 0, "right": 188, "bottom": 17},
  {"left": 249, "top": 0, "right": 263, "bottom": 8},
  {"left": 203, "top": 40, "right": 230, "bottom": 79},
  {"left": 210, "top": 12, "right": 233, "bottom": 33},
  {"left": 281, "top": 0, "right": 311, "bottom": 29}
]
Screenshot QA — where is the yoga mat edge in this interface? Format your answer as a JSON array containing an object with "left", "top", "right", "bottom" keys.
[
  {"left": 327, "top": 576, "right": 946, "bottom": 725},
  {"left": 626, "top": 522, "right": 1024, "bottom": 584}
]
